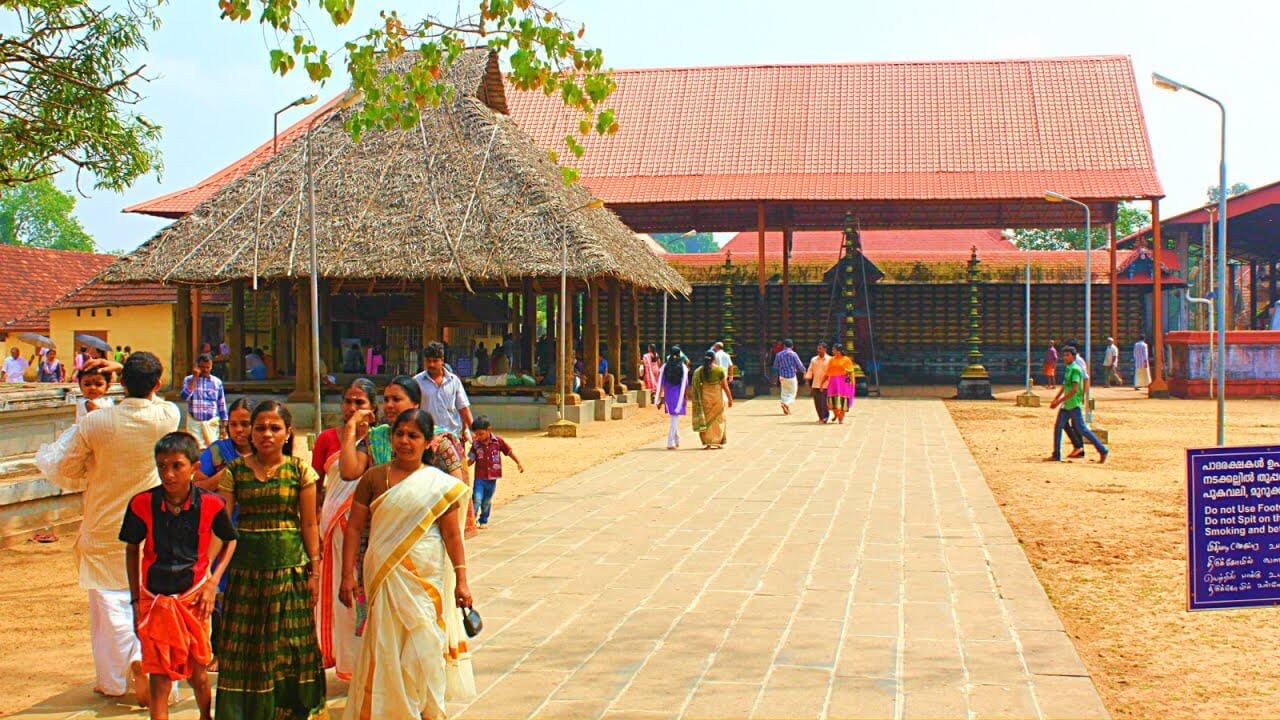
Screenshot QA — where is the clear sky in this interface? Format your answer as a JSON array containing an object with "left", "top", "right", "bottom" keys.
[{"left": 65, "top": 0, "right": 1280, "bottom": 253}]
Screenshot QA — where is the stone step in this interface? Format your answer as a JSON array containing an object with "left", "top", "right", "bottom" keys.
[
  {"left": 0, "top": 454, "right": 37, "bottom": 481},
  {"left": 0, "top": 470, "right": 81, "bottom": 548}
]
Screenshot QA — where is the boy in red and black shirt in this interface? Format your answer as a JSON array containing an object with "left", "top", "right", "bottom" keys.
[
  {"left": 466, "top": 415, "right": 523, "bottom": 528},
  {"left": 120, "top": 431, "right": 236, "bottom": 720}
]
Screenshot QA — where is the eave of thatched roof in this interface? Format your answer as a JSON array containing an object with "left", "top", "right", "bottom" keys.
[{"left": 101, "top": 50, "right": 689, "bottom": 296}]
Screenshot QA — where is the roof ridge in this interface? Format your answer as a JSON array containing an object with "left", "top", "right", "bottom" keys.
[{"left": 607, "top": 54, "right": 1132, "bottom": 75}]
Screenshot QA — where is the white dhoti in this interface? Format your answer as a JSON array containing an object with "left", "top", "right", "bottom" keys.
[
  {"left": 317, "top": 455, "right": 360, "bottom": 680},
  {"left": 184, "top": 416, "right": 220, "bottom": 448},
  {"left": 1135, "top": 367, "right": 1152, "bottom": 388},
  {"left": 345, "top": 467, "right": 474, "bottom": 720},
  {"left": 779, "top": 376, "right": 799, "bottom": 406},
  {"left": 88, "top": 588, "right": 141, "bottom": 696}
]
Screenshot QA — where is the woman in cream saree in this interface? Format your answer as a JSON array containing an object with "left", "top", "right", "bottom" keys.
[
  {"left": 341, "top": 409, "right": 475, "bottom": 720},
  {"left": 690, "top": 351, "right": 733, "bottom": 449}
]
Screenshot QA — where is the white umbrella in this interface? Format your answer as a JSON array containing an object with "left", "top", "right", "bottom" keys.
[
  {"left": 75, "top": 334, "right": 112, "bottom": 353},
  {"left": 16, "top": 333, "right": 55, "bottom": 349}
]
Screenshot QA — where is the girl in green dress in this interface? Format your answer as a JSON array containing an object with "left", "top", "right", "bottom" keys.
[{"left": 215, "top": 400, "right": 326, "bottom": 720}]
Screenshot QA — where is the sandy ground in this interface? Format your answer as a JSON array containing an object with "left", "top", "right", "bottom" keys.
[
  {"left": 0, "top": 404, "right": 668, "bottom": 717},
  {"left": 947, "top": 386, "right": 1280, "bottom": 719}
]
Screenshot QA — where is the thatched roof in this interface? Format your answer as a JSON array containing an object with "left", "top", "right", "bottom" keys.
[{"left": 101, "top": 50, "right": 689, "bottom": 296}]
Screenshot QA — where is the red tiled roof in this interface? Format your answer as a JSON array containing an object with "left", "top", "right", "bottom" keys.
[
  {"left": 507, "top": 56, "right": 1163, "bottom": 205},
  {"left": 52, "top": 282, "right": 230, "bottom": 309},
  {"left": 721, "top": 229, "right": 1013, "bottom": 260},
  {"left": 0, "top": 245, "right": 116, "bottom": 333}
]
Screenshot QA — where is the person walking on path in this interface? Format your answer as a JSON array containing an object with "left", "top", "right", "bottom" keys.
[
  {"left": 180, "top": 354, "right": 227, "bottom": 449},
  {"left": 121, "top": 431, "right": 237, "bottom": 720},
  {"left": 340, "top": 409, "right": 476, "bottom": 720},
  {"left": 824, "top": 345, "right": 856, "bottom": 424},
  {"left": 691, "top": 351, "right": 732, "bottom": 449},
  {"left": 38, "top": 349, "right": 65, "bottom": 382},
  {"left": 55, "top": 352, "right": 180, "bottom": 705},
  {"left": 212, "top": 401, "right": 327, "bottom": 720},
  {"left": 1049, "top": 346, "right": 1108, "bottom": 463},
  {"left": 640, "top": 344, "right": 661, "bottom": 403},
  {"left": 657, "top": 347, "right": 689, "bottom": 450},
  {"left": 1133, "top": 336, "right": 1151, "bottom": 390},
  {"left": 414, "top": 342, "right": 477, "bottom": 534},
  {"left": 710, "top": 341, "right": 734, "bottom": 380},
  {"left": 1103, "top": 337, "right": 1123, "bottom": 387},
  {"left": 1042, "top": 339, "right": 1059, "bottom": 389},
  {"left": 771, "top": 338, "right": 805, "bottom": 415},
  {"left": 4, "top": 346, "right": 28, "bottom": 383},
  {"left": 466, "top": 415, "right": 523, "bottom": 528},
  {"left": 805, "top": 342, "right": 832, "bottom": 424}
]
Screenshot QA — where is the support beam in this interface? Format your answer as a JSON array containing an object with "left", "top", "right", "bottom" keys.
[
  {"left": 1251, "top": 262, "right": 1260, "bottom": 329},
  {"left": 173, "top": 286, "right": 193, "bottom": 390},
  {"left": 580, "top": 281, "right": 604, "bottom": 400},
  {"left": 607, "top": 279, "right": 624, "bottom": 394},
  {"left": 1149, "top": 198, "right": 1168, "bottom": 397},
  {"left": 230, "top": 279, "right": 245, "bottom": 380},
  {"left": 755, "top": 201, "right": 769, "bottom": 395},
  {"left": 1271, "top": 260, "right": 1278, "bottom": 312},
  {"left": 191, "top": 287, "right": 203, "bottom": 363},
  {"left": 1227, "top": 264, "right": 1237, "bottom": 330},
  {"left": 522, "top": 279, "right": 537, "bottom": 374},
  {"left": 287, "top": 281, "right": 316, "bottom": 403},
  {"left": 627, "top": 285, "right": 642, "bottom": 390},
  {"left": 422, "top": 278, "right": 441, "bottom": 348},
  {"left": 318, "top": 278, "right": 334, "bottom": 373},
  {"left": 782, "top": 215, "right": 792, "bottom": 338},
  {"left": 556, "top": 283, "right": 579, "bottom": 406},
  {"left": 1109, "top": 224, "right": 1118, "bottom": 341},
  {"left": 545, "top": 291, "right": 557, "bottom": 378},
  {"left": 274, "top": 282, "right": 291, "bottom": 375}
]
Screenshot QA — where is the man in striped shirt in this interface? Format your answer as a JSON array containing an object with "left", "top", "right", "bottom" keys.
[{"left": 771, "top": 339, "right": 806, "bottom": 415}]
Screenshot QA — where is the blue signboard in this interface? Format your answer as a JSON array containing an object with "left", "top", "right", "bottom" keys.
[{"left": 1187, "top": 445, "right": 1280, "bottom": 611}]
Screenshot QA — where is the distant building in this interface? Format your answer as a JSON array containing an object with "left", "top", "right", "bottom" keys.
[{"left": 0, "top": 245, "right": 116, "bottom": 372}]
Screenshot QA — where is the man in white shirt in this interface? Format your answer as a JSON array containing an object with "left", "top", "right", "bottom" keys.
[
  {"left": 710, "top": 341, "right": 734, "bottom": 380},
  {"left": 56, "top": 352, "right": 180, "bottom": 703},
  {"left": 3, "top": 346, "right": 29, "bottom": 382},
  {"left": 1133, "top": 337, "right": 1151, "bottom": 390},
  {"left": 1103, "top": 337, "right": 1123, "bottom": 387}
]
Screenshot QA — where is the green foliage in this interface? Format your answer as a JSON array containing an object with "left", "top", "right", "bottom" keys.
[
  {"left": 1011, "top": 202, "right": 1151, "bottom": 251},
  {"left": 217, "top": 0, "right": 617, "bottom": 163},
  {"left": 0, "top": 178, "right": 95, "bottom": 250},
  {"left": 0, "top": 1, "right": 164, "bottom": 191},
  {"left": 1206, "top": 182, "right": 1250, "bottom": 204},
  {"left": 652, "top": 232, "right": 717, "bottom": 253}
]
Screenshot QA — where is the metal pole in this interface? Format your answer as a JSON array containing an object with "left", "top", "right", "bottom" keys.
[
  {"left": 1025, "top": 249, "right": 1032, "bottom": 393},
  {"left": 306, "top": 127, "right": 322, "bottom": 437},
  {"left": 1084, "top": 204, "right": 1092, "bottom": 424},
  {"left": 559, "top": 228, "right": 567, "bottom": 422},
  {"left": 1215, "top": 100, "right": 1227, "bottom": 445}
]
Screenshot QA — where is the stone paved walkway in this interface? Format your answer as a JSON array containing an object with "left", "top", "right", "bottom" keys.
[
  {"left": 13, "top": 397, "right": 1108, "bottom": 719},
  {"left": 453, "top": 397, "right": 1108, "bottom": 719}
]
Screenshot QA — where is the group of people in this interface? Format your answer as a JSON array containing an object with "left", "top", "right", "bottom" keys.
[
  {"left": 1043, "top": 336, "right": 1151, "bottom": 390},
  {"left": 640, "top": 337, "right": 860, "bottom": 451},
  {"left": 2, "top": 345, "right": 131, "bottom": 384},
  {"left": 35, "top": 339, "right": 528, "bottom": 719}
]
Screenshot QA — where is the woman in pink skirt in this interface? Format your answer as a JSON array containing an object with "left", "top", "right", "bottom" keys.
[{"left": 824, "top": 345, "right": 856, "bottom": 424}]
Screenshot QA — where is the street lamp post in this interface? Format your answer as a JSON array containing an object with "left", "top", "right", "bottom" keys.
[
  {"left": 548, "top": 198, "right": 605, "bottom": 437},
  {"left": 274, "top": 95, "right": 318, "bottom": 154},
  {"left": 1045, "top": 191, "right": 1093, "bottom": 423},
  {"left": 1152, "top": 72, "right": 1227, "bottom": 445}
]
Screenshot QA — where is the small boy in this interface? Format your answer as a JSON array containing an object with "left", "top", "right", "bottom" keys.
[
  {"left": 466, "top": 416, "right": 523, "bottom": 528},
  {"left": 120, "top": 432, "right": 237, "bottom": 719},
  {"left": 76, "top": 366, "right": 114, "bottom": 419}
]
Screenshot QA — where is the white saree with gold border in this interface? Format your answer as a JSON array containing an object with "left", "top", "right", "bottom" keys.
[{"left": 344, "top": 466, "right": 475, "bottom": 720}]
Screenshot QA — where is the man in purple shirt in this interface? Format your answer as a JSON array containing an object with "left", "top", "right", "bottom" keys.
[
  {"left": 180, "top": 354, "right": 227, "bottom": 449},
  {"left": 771, "top": 339, "right": 806, "bottom": 415},
  {"left": 1042, "top": 339, "right": 1059, "bottom": 389}
]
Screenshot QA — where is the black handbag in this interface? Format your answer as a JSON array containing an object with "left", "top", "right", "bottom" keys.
[{"left": 462, "top": 606, "right": 483, "bottom": 638}]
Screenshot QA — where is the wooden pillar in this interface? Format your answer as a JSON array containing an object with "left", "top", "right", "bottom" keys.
[
  {"left": 1150, "top": 198, "right": 1168, "bottom": 396},
  {"left": 755, "top": 201, "right": 768, "bottom": 394},
  {"left": 556, "top": 282, "right": 578, "bottom": 404},
  {"left": 286, "top": 281, "right": 315, "bottom": 402},
  {"left": 422, "top": 278, "right": 441, "bottom": 364},
  {"left": 191, "top": 288, "right": 203, "bottom": 362},
  {"left": 274, "top": 281, "right": 291, "bottom": 374},
  {"left": 782, "top": 214, "right": 792, "bottom": 339},
  {"left": 521, "top": 279, "right": 537, "bottom": 374},
  {"left": 607, "top": 278, "right": 624, "bottom": 394},
  {"left": 230, "top": 279, "right": 245, "bottom": 380},
  {"left": 1109, "top": 224, "right": 1118, "bottom": 342},
  {"left": 1227, "top": 264, "right": 1237, "bottom": 330},
  {"left": 318, "top": 278, "right": 334, "bottom": 373},
  {"left": 581, "top": 281, "right": 604, "bottom": 400},
  {"left": 627, "top": 285, "right": 642, "bottom": 388},
  {"left": 1250, "top": 262, "right": 1260, "bottom": 329},
  {"left": 173, "top": 285, "right": 193, "bottom": 389},
  {"left": 545, "top": 290, "right": 557, "bottom": 372}
]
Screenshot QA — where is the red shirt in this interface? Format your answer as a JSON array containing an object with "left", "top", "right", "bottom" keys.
[
  {"left": 467, "top": 435, "right": 512, "bottom": 480},
  {"left": 119, "top": 487, "right": 236, "bottom": 596},
  {"left": 310, "top": 427, "right": 341, "bottom": 477}
]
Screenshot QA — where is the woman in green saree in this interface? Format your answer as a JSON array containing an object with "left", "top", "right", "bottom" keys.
[{"left": 690, "top": 351, "right": 733, "bottom": 449}]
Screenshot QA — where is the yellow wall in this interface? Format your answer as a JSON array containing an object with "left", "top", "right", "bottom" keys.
[{"left": 48, "top": 304, "right": 176, "bottom": 386}]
